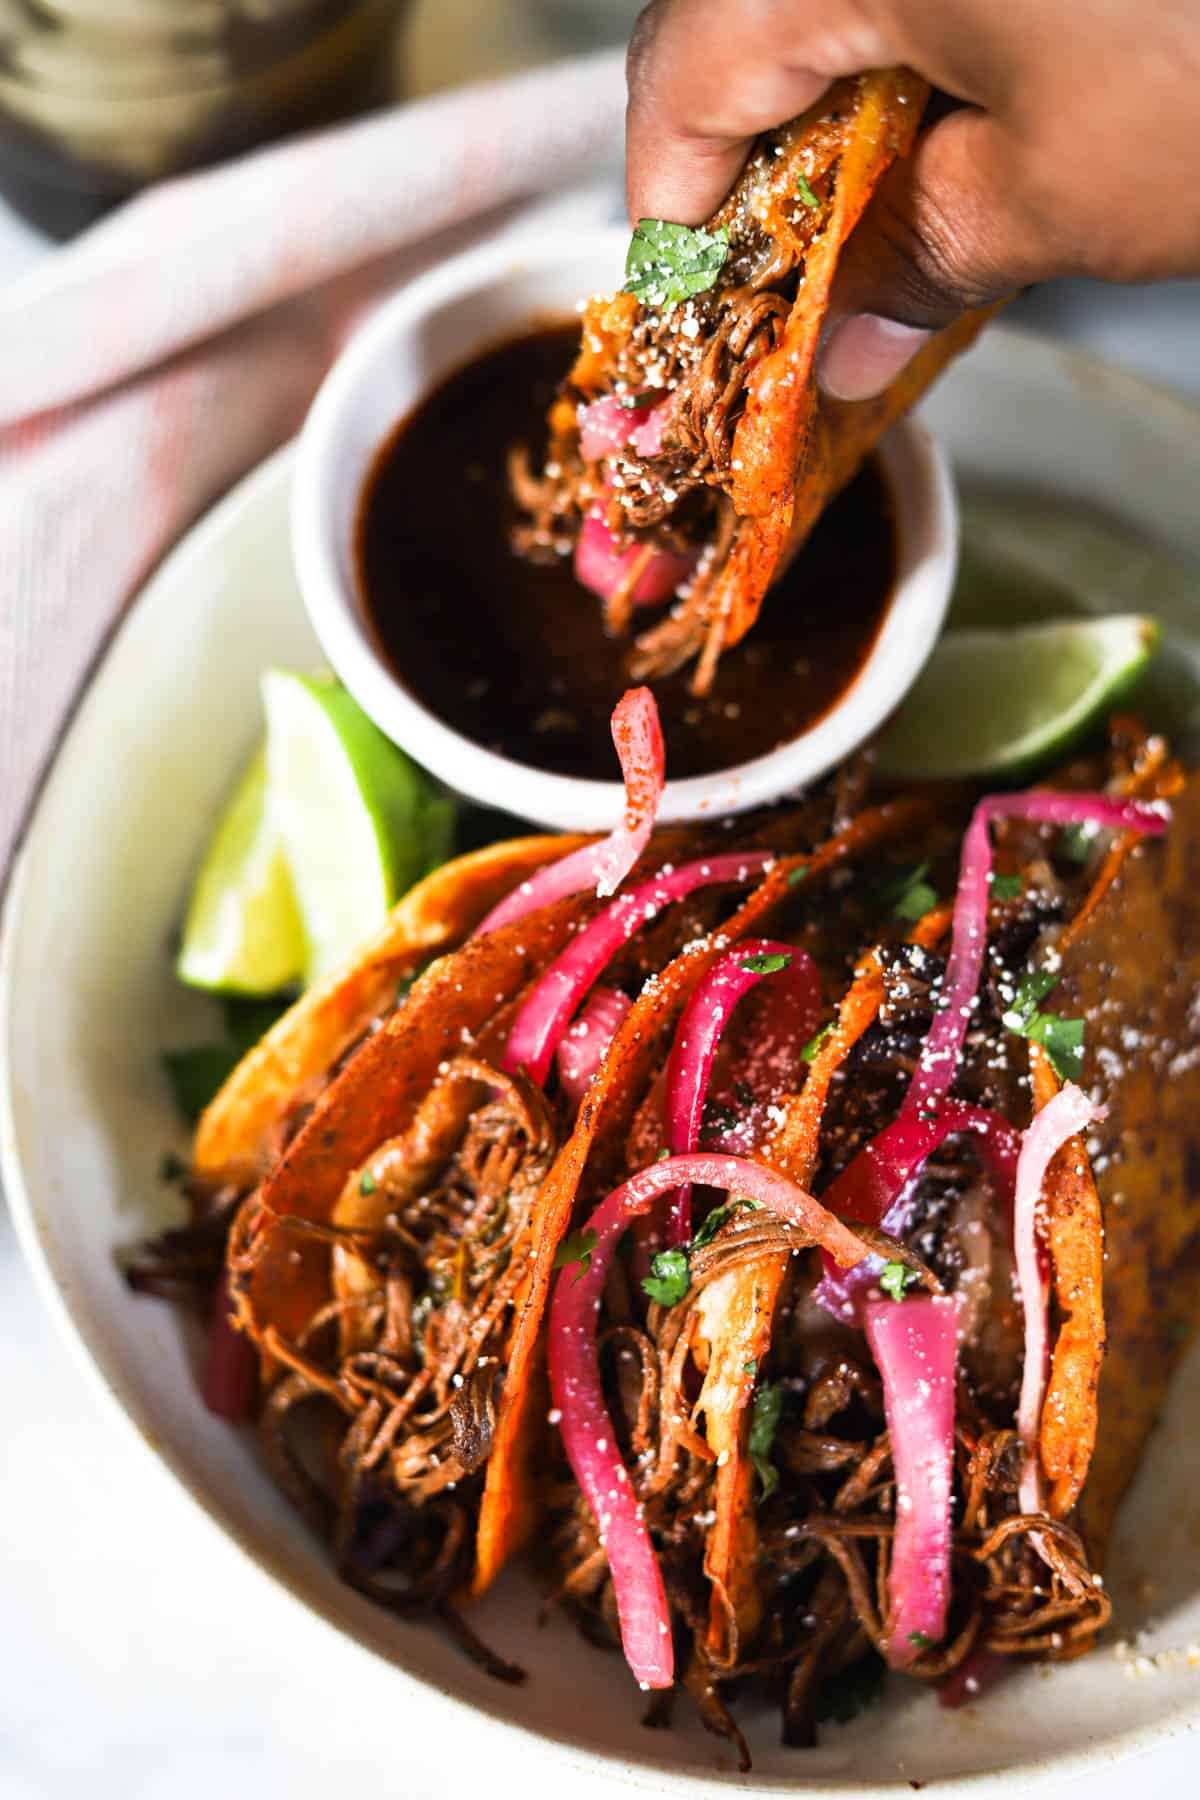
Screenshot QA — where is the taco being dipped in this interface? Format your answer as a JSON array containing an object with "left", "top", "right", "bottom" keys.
[
  {"left": 511, "top": 70, "right": 993, "bottom": 694},
  {"left": 131, "top": 690, "right": 1199, "bottom": 1761}
]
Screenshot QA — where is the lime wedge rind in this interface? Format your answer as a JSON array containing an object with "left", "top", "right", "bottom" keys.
[
  {"left": 175, "top": 746, "right": 305, "bottom": 996},
  {"left": 877, "top": 614, "right": 1161, "bottom": 782}
]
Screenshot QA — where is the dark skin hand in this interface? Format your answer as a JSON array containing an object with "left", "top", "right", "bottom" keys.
[{"left": 626, "top": 0, "right": 1200, "bottom": 399}]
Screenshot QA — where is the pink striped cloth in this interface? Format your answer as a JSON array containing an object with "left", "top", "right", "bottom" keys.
[{"left": 0, "top": 49, "right": 625, "bottom": 878}]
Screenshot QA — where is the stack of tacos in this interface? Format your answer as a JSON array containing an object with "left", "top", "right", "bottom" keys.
[{"left": 131, "top": 682, "right": 1197, "bottom": 1760}]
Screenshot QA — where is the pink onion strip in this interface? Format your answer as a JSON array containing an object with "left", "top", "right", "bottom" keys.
[
  {"left": 555, "top": 986, "right": 633, "bottom": 1114},
  {"left": 503, "top": 851, "right": 774, "bottom": 1086},
  {"left": 904, "top": 790, "right": 1168, "bottom": 1119},
  {"left": 1013, "top": 1082, "right": 1106, "bottom": 1514},
  {"left": 939, "top": 1647, "right": 1009, "bottom": 1708},
  {"left": 548, "top": 1152, "right": 868, "bottom": 1688},
  {"left": 578, "top": 392, "right": 670, "bottom": 462},
  {"left": 661, "top": 938, "right": 821, "bottom": 1245},
  {"left": 864, "top": 1292, "right": 959, "bottom": 1666},
  {"left": 815, "top": 1100, "right": 1020, "bottom": 1323},
  {"left": 203, "top": 1273, "right": 258, "bottom": 1421},
  {"left": 475, "top": 688, "right": 665, "bottom": 938},
  {"left": 575, "top": 504, "right": 698, "bottom": 609}
]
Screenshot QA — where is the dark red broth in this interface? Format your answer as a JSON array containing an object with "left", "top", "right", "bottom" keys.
[{"left": 355, "top": 323, "right": 895, "bottom": 783}]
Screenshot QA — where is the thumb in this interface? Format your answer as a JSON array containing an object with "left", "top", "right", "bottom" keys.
[{"left": 818, "top": 110, "right": 1054, "bottom": 401}]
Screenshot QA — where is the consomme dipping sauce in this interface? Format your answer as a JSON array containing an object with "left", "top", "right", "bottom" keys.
[{"left": 356, "top": 324, "right": 895, "bottom": 783}]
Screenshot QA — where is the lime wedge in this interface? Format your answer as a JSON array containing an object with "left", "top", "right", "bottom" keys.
[
  {"left": 262, "top": 670, "right": 452, "bottom": 985},
  {"left": 176, "top": 747, "right": 305, "bottom": 995},
  {"left": 877, "top": 614, "right": 1160, "bottom": 780}
]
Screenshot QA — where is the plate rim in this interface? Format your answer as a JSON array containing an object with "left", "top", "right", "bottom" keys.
[{"left": 4, "top": 328, "right": 1200, "bottom": 1794}]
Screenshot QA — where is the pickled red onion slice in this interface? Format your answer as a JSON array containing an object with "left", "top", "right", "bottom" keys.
[
  {"left": 1013, "top": 1081, "right": 1105, "bottom": 1514},
  {"left": 476, "top": 687, "right": 664, "bottom": 937},
  {"left": 555, "top": 985, "right": 632, "bottom": 1113},
  {"left": 575, "top": 505, "right": 698, "bottom": 610},
  {"left": 814, "top": 1100, "right": 1019, "bottom": 1323},
  {"left": 503, "top": 850, "right": 774, "bottom": 1086},
  {"left": 203, "top": 1273, "right": 257, "bottom": 1421},
  {"left": 863, "top": 1292, "right": 959, "bottom": 1666},
  {"left": 577, "top": 392, "right": 670, "bottom": 462},
  {"left": 548, "top": 1152, "right": 868, "bottom": 1688},
  {"left": 661, "top": 938, "right": 821, "bottom": 1244},
  {"left": 904, "top": 791, "right": 1168, "bottom": 1120}
]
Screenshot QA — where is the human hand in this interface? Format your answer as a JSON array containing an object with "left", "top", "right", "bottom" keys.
[{"left": 626, "top": 0, "right": 1200, "bottom": 400}]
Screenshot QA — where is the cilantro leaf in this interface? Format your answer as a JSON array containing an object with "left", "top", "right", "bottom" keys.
[
  {"left": 1002, "top": 966, "right": 1085, "bottom": 1081},
  {"left": 795, "top": 170, "right": 821, "bottom": 209},
  {"left": 1027, "top": 1012, "right": 1086, "bottom": 1083},
  {"left": 642, "top": 1247, "right": 691, "bottom": 1307},
  {"left": 908, "top": 1630, "right": 934, "bottom": 1652},
  {"left": 1002, "top": 967, "right": 1059, "bottom": 1033},
  {"left": 879, "top": 1261, "right": 920, "bottom": 1302},
  {"left": 801, "top": 1022, "right": 833, "bottom": 1063},
  {"left": 744, "top": 1357, "right": 758, "bottom": 1376},
  {"left": 553, "top": 1227, "right": 598, "bottom": 1282},
  {"left": 624, "top": 219, "right": 730, "bottom": 307},
  {"left": 1060, "top": 822, "right": 1098, "bottom": 865},
  {"left": 359, "top": 1169, "right": 377, "bottom": 1196},
  {"left": 748, "top": 1380, "right": 783, "bottom": 1499},
  {"left": 161, "top": 1045, "right": 241, "bottom": 1124},
  {"left": 787, "top": 863, "right": 809, "bottom": 888},
  {"left": 693, "top": 1196, "right": 763, "bottom": 1248},
  {"left": 740, "top": 950, "right": 793, "bottom": 975},
  {"left": 990, "top": 873, "right": 1023, "bottom": 901},
  {"left": 890, "top": 862, "right": 937, "bottom": 923},
  {"left": 222, "top": 994, "right": 292, "bottom": 1053}
]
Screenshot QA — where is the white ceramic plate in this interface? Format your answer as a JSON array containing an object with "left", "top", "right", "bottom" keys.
[{"left": 4, "top": 329, "right": 1200, "bottom": 1794}]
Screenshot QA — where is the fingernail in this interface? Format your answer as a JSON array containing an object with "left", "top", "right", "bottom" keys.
[{"left": 818, "top": 314, "right": 932, "bottom": 403}]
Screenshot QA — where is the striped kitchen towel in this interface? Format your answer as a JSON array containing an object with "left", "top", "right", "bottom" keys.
[{"left": 0, "top": 48, "right": 624, "bottom": 877}]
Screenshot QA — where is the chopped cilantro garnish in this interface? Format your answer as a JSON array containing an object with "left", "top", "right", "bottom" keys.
[
  {"left": 1060, "top": 822, "right": 1099, "bottom": 864},
  {"left": 1003, "top": 967, "right": 1060, "bottom": 1030},
  {"left": 801, "top": 1022, "right": 834, "bottom": 1063},
  {"left": 880, "top": 1261, "right": 920, "bottom": 1302},
  {"left": 744, "top": 1357, "right": 758, "bottom": 1377},
  {"left": 624, "top": 219, "right": 730, "bottom": 306},
  {"left": 656, "top": 1146, "right": 672, "bottom": 1161},
  {"left": 1003, "top": 966, "right": 1086, "bottom": 1082},
  {"left": 990, "top": 873, "right": 1023, "bottom": 901},
  {"left": 553, "top": 1226, "right": 599, "bottom": 1281},
  {"left": 642, "top": 1247, "right": 691, "bottom": 1307},
  {"left": 795, "top": 170, "right": 821, "bottom": 209},
  {"left": 359, "top": 1169, "right": 377, "bottom": 1196},
  {"left": 748, "top": 1380, "right": 783, "bottom": 1499},
  {"left": 908, "top": 1630, "right": 934, "bottom": 1651},
  {"left": 1029, "top": 1014, "right": 1086, "bottom": 1082},
  {"left": 891, "top": 862, "right": 938, "bottom": 923},
  {"left": 693, "top": 1196, "right": 763, "bottom": 1248},
  {"left": 786, "top": 863, "right": 809, "bottom": 888},
  {"left": 740, "top": 950, "right": 793, "bottom": 975}
]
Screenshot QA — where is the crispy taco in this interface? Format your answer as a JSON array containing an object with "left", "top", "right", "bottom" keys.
[
  {"left": 131, "top": 690, "right": 1197, "bottom": 1758},
  {"left": 512, "top": 70, "right": 991, "bottom": 692}
]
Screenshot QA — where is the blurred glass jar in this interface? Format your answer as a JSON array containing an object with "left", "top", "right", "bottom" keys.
[{"left": 0, "top": 0, "right": 401, "bottom": 237}]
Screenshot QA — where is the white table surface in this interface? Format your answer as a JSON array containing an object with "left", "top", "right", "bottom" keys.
[{"left": 3, "top": 15, "right": 1200, "bottom": 1793}]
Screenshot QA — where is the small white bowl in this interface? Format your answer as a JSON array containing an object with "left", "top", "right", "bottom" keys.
[{"left": 292, "top": 228, "right": 958, "bottom": 830}]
